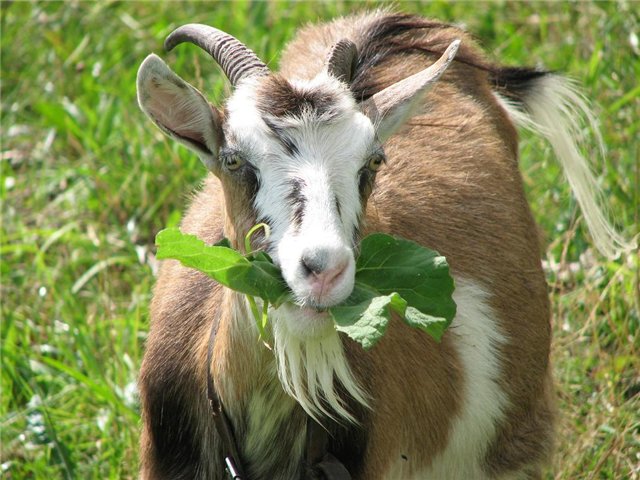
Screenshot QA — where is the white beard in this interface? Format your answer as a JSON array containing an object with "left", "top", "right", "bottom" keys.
[{"left": 270, "top": 305, "right": 370, "bottom": 424}]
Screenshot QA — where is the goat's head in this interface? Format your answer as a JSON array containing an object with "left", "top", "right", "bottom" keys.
[{"left": 137, "top": 25, "right": 459, "bottom": 338}]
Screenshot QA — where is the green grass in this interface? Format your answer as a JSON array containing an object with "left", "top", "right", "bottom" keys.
[{"left": 1, "top": 1, "right": 637, "bottom": 479}]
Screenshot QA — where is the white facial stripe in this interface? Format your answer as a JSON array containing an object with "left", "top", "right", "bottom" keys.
[
  {"left": 225, "top": 76, "right": 377, "bottom": 419},
  {"left": 225, "top": 74, "right": 376, "bottom": 307}
]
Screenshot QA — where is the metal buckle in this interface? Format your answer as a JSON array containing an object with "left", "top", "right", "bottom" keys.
[{"left": 225, "top": 456, "right": 243, "bottom": 479}]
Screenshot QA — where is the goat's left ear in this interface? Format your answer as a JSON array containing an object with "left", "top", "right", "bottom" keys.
[
  {"left": 137, "top": 54, "right": 222, "bottom": 170},
  {"left": 361, "top": 40, "right": 460, "bottom": 142}
]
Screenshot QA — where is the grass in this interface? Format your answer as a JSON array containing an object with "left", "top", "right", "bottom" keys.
[{"left": 1, "top": 1, "right": 638, "bottom": 479}]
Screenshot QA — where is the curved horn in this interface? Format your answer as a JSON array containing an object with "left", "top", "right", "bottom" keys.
[
  {"left": 325, "top": 39, "right": 358, "bottom": 83},
  {"left": 164, "top": 24, "right": 269, "bottom": 86}
]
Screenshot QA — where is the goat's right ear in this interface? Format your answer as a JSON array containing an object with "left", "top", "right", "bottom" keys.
[
  {"left": 361, "top": 40, "right": 460, "bottom": 143},
  {"left": 137, "top": 54, "right": 222, "bottom": 170}
]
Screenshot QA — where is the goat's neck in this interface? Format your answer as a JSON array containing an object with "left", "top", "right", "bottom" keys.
[
  {"left": 213, "top": 202, "right": 282, "bottom": 400},
  {"left": 211, "top": 289, "right": 276, "bottom": 403},
  {"left": 211, "top": 289, "right": 307, "bottom": 478}
]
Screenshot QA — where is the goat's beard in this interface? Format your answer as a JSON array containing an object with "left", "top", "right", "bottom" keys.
[{"left": 270, "top": 307, "right": 369, "bottom": 424}]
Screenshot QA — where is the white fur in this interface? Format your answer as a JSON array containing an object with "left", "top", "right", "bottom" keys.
[
  {"left": 384, "top": 278, "right": 508, "bottom": 479},
  {"left": 226, "top": 75, "right": 376, "bottom": 309},
  {"left": 243, "top": 375, "right": 306, "bottom": 479},
  {"left": 270, "top": 304, "right": 370, "bottom": 424},
  {"left": 225, "top": 293, "right": 369, "bottom": 428},
  {"left": 494, "top": 74, "right": 635, "bottom": 258}
]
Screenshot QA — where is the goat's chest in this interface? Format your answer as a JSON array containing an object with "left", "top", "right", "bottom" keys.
[{"left": 229, "top": 379, "right": 308, "bottom": 479}]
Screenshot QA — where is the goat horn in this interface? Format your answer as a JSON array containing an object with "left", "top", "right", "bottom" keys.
[
  {"left": 325, "top": 39, "right": 358, "bottom": 83},
  {"left": 164, "top": 24, "right": 269, "bottom": 86}
]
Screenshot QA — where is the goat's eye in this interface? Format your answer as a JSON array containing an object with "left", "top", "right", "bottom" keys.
[
  {"left": 223, "top": 153, "right": 246, "bottom": 171},
  {"left": 367, "top": 154, "right": 385, "bottom": 171}
]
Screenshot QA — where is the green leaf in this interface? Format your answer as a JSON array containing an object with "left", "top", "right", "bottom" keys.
[
  {"left": 243, "top": 257, "right": 291, "bottom": 307},
  {"left": 156, "top": 229, "right": 456, "bottom": 350},
  {"left": 355, "top": 233, "right": 456, "bottom": 325},
  {"left": 331, "top": 294, "right": 400, "bottom": 350},
  {"left": 155, "top": 228, "right": 289, "bottom": 305},
  {"left": 327, "top": 234, "right": 456, "bottom": 348},
  {"left": 403, "top": 306, "right": 449, "bottom": 342},
  {"left": 214, "top": 237, "right": 232, "bottom": 248}
]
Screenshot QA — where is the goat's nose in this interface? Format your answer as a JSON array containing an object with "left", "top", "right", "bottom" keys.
[
  {"left": 300, "top": 249, "right": 350, "bottom": 295},
  {"left": 301, "top": 251, "right": 328, "bottom": 277}
]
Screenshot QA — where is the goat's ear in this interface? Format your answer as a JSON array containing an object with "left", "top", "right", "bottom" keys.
[
  {"left": 361, "top": 40, "right": 460, "bottom": 142},
  {"left": 137, "top": 54, "right": 222, "bottom": 170}
]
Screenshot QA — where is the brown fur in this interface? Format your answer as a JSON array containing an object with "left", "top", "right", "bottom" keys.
[{"left": 140, "top": 11, "right": 555, "bottom": 479}]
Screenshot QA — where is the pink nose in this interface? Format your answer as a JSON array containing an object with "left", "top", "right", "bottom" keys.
[{"left": 300, "top": 250, "right": 350, "bottom": 302}]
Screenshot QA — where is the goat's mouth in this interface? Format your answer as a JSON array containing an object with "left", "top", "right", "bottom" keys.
[
  {"left": 291, "top": 297, "right": 329, "bottom": 312},
  {"left": 273, "top": 302, "right": 334, "bottom": 340},
  {"left": 290, "top": 300, "right": 330, "bottom": 318}
]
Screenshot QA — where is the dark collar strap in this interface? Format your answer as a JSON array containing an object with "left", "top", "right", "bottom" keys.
[
  {"left": 207, "top": 316, "right": 351, "bottom": 480},
  {"left": 207, "top": 316, "right": 245, "bottom": 479},
  {"left": 314, "top": 454, "right": 353, "bottom": 480},
  {"left": 306, "top": 417, "right": 352, "bottom": 480}
]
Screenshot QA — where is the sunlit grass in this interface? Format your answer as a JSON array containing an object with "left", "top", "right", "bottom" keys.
[{"left": 1, "top": 1, "right": 638, "bottom": 479}]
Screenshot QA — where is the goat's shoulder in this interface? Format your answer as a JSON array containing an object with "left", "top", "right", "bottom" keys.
[{"left": 149, "top": 175, "right": 225, "bottom": 335}]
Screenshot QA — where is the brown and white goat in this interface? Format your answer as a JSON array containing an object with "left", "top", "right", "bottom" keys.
[{"left": 136, "top": 11, "right": 628, "bottom": 480}]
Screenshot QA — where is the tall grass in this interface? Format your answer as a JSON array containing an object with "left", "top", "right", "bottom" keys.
[{"left": 1, "top": 2, "right": 637, "bottom": 479}]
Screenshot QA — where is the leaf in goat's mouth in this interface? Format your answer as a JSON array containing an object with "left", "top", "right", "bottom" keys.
[{"left": 155, "top": 228, "right": 456, "bottom": 350}]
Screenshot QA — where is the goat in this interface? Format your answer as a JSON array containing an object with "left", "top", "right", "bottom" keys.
[{"left": 136, "top": 11, "right": 629, "bottom": 480}]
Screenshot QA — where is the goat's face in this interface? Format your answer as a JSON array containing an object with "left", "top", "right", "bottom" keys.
[
  {"left": 224, "top": 74, "right": 381, "bottom": 312},
  {"left": 137, "top": 28, "right": 458, "bottom": 338}
]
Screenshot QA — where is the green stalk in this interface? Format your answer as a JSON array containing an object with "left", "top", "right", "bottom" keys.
[
  {"left": 244, "top": 223, "right": 271, "bottom": 255},
  {"left": 244, "top": 223, "right": 272, "bottom": 340},
  {"left": 261, "top": 299, "right": 269, "bottom": 333},
  {"left": 247, "top": 295, "right": 267, "bottom": 339}
]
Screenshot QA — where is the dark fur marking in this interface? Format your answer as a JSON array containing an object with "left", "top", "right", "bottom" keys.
[
  {"left": 145, "top": 375, "right": 202, "bottom": 479},
  {"left": 358, "top": 169, "right": 375, "bottom": 201},
  {"left": 242, "top": 164, "right": 261, "bottom": 199},
  {"left": 257, "top": 75, "right": 341, "bottom": 120},
  {"left": 323, "top": 377, "right": 369, "bottom": 477},
  {"left": 349, "top": 13, "right": 550, "bottom": 105},
  {"left": 489, "top": 66, "right": 550, "bottom": 106},
  {"left": 263, "top": 117, "right": 300, "bottom": 156},
  {"left": 287, "top": 178, "right": 307, "bottom": 229},
  {"left": 350, "top": 14, "right": 453, "bottom": 101}
]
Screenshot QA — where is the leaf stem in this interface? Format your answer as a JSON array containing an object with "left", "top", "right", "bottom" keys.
[
  {"left": 261, "top": 299, "right": 269, "bottom": 332},
  {"left": 246, "top": 295, "right": 265, "bottom": 338},
  {"left": 243, "top": 223, "right": 274, "bottom": 342},
  {"left": 244, "top": 223, "right": 271, "bottom": 255}
]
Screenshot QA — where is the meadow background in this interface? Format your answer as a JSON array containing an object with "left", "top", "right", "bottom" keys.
[{"left": 1, "top": 1, "right": 638, "bottom": 478}]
